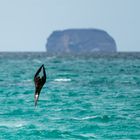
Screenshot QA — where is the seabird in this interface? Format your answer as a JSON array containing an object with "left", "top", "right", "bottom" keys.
[{"left": 34, "top": 64, "right": 46, "bottom": 106}]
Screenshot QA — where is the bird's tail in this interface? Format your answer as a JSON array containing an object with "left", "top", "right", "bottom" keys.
[{"left": 34, "top": 94, "right": 39, "bottom": 106}]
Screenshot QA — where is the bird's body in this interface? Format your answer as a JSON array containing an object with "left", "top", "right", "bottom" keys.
[{"left": 34, "top": 64, "right": 46, "bottom": 106}]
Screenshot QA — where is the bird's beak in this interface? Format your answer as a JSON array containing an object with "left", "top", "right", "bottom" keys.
[{"left": 34, "top": 94, "right": 39, "bottom": 106}]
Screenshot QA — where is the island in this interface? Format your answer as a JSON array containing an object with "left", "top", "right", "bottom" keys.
[{"left": 46, "top": 29, "right": 117, "bottom": 54}]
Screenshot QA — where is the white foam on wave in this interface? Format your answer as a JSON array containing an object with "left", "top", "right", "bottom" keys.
[
  {"left": 80, "top": 133, "right": 96, "bottom": 138},
  {"left": 0, "top": 120, "right": 26, "bottom": 128},
  {"left": 81, "top": 116, "right": 98, "bottom": 120},
  {"left": 47, "top": 56, "right": 56, "bottom": 60},
  {"left": 54, "top": 78, "right": 71, "bottom": 82},
  {"left": 22, "top": 79, "right": 32, "bottom": 82},
  {"left": 73, "top": 116, "right": 98, "bottom": 120},
  {"left": 33, "top": 59, "right": 42, "bottom": 64}
]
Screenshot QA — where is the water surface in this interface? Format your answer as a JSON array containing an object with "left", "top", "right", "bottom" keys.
[{"left": 0, "top": 52, "right": 140, "bottom": 139}]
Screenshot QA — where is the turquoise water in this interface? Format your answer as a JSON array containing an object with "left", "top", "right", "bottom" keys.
[{"left": 0, "top": 52, "right": 140, "bottom": 139}]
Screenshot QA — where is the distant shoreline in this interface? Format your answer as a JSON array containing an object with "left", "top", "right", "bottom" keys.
[{"left": 1, "top": 51, "right": 140, "bottom": 53}]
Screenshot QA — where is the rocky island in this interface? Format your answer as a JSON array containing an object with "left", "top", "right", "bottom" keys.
[{"left": 46, "top": 29, "right": 117, "bottom": 54}]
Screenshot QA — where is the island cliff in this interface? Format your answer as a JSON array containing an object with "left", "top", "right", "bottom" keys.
[{"left": 46, "top": 29, "right": 117, "bottom": 54}]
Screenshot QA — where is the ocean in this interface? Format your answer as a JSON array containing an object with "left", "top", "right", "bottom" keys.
[{"left": 0, "top": 52, "right": 140, "bottom": 139}]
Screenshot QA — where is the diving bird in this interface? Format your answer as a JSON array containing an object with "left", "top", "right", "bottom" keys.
[{"left": 34, "top": 64, "right": 46, "bottom": 106}]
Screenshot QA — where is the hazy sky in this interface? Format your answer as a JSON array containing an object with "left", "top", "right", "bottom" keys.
[{"left": 0, "top": 0, "right": 139, "bottom": 52}]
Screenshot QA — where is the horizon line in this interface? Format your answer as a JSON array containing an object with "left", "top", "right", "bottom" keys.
[{"left": 0, "top": 51, "right": 140, "bottom": 53}]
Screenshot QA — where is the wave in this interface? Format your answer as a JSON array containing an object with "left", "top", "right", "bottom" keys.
[
  {"left": 0, "top": 120, "right": 26, "bottom": 128},
  {"left": 73, "top": 115, "right": 110, "bottom": 121},
  {"left": 73, "top": 116, "right": 98, "bottom": 121},
  {"left": 54, "top": 78, "right": 71, "bottom": 82},
  {"left": 24, "top": 79, "right": 32, "bottom": 82},
  {"left": 32, "top": 59, "right": 42, "bottom": 64},
  {"left": 47, "top": 56, "right": 56, "bottom": 60}
]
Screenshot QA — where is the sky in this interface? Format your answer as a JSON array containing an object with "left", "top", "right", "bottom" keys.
[{"left": 0, "top": 0, "right": 139, "bottom": 52}]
